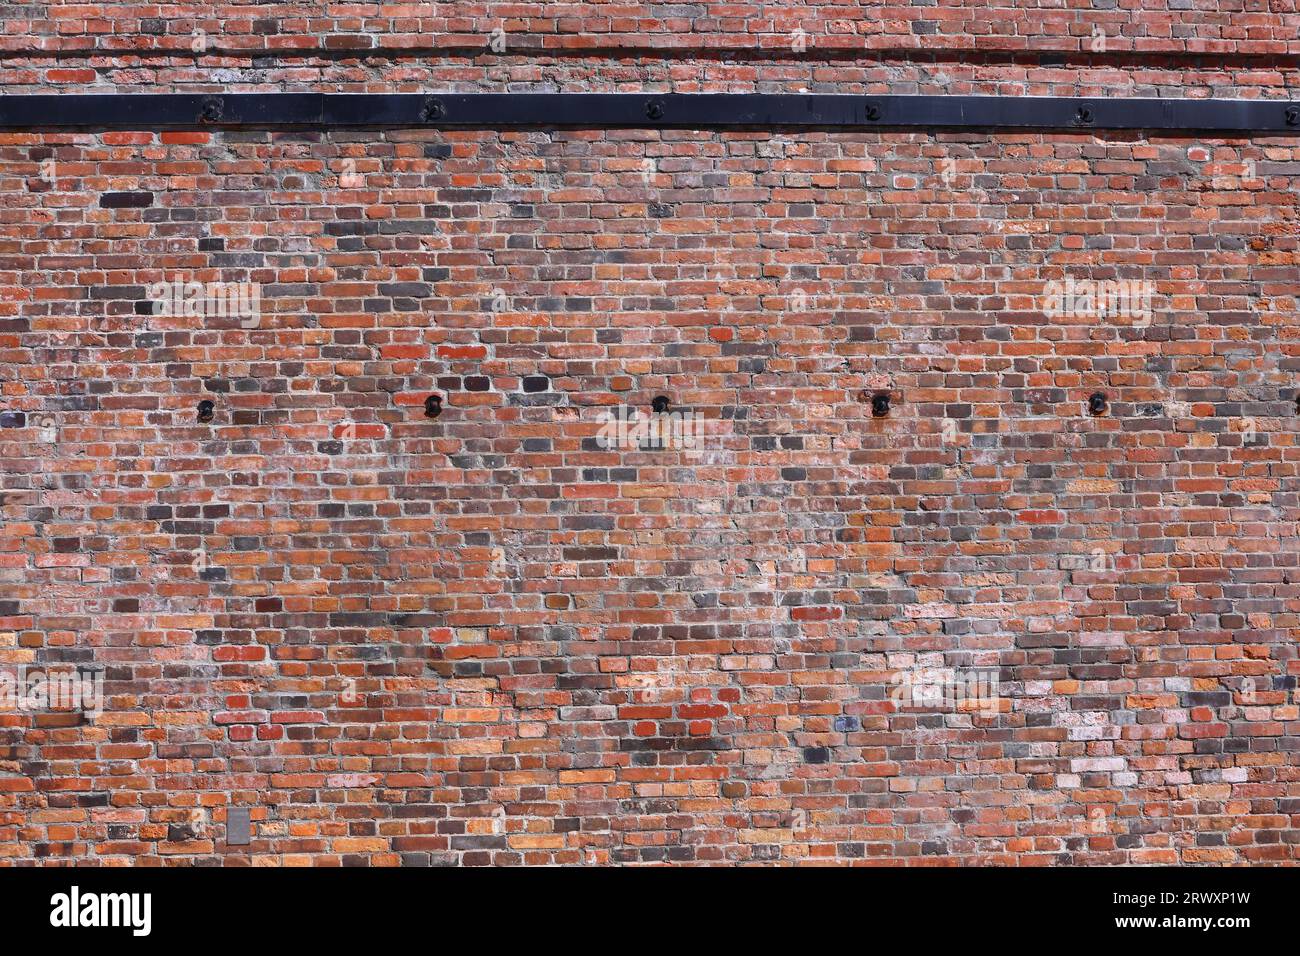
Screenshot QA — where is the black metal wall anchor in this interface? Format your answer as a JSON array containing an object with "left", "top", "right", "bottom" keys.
[
  {"left": 4, "top": 94, "right": 1299, "bottom": 134},
  {"left": 420, "top": 97, "right": 444, "bottom": 123},
  {"left": 198, "top": 97, "right": 223, "bottom": 124},
  {"left": 196, "top": 400, "right": 215, "bottom": 423},
  {"left": 859, "top": 391, "right": 891, "bottom": 417},
  {"left": 1088, "top": 393, "right": 1109, "bottom": 416},
  {"left": 424, "top": 394, "right": 443, "bottom": 418}
]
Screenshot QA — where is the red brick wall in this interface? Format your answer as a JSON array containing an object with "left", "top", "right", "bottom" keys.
[
  {"left": 4, "top": 2, "right": 1299, "bottom": 54},
  {"left": 1, "top": 4, "right": 1298, "bottom": 865}
]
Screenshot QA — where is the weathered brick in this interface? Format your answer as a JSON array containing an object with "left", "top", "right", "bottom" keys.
[{"left": 1, "top": 3, "right": 1298, "bottom": 871}]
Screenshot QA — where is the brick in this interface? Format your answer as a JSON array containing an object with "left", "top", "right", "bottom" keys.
[{"left": 1, "top": 4, "right": 1296, "bottom": 872}]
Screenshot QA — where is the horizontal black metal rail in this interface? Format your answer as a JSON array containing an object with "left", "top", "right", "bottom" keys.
[{"left": 2, "top": 93, "right": 1298, "bottom": 133}]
